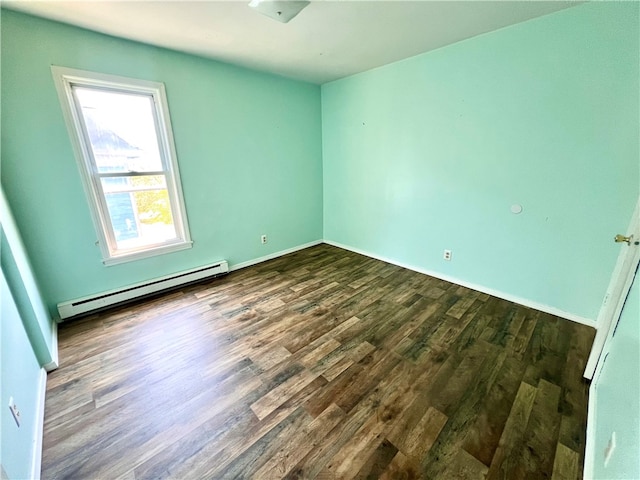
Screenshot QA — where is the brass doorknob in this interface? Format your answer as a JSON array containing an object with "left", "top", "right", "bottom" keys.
[{"left": 614, "top": 234, "right": 633, "bottom": 245}]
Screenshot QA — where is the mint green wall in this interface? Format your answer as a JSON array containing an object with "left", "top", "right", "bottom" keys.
[
  {"left": 1, "top": 270, "right": 45, "bottom": 480},
  {"left": 1, "top": 10, "right": 323, "bottom": 314},
  {"left": 593, "top": 271, "right": 639, "bottom": 479},
  {"left": 322, "top": 2, "right": 639, "bottom": 320},
  {"left": 1, "top": 189, "right": 55, "bottom": 367},
  {"left": 1, "top": 232, "right": 52, "bottom": 366}
]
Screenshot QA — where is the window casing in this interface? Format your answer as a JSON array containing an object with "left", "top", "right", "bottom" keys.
[{"left": 52, "top": 67, "right": 191, "bottom": 265}]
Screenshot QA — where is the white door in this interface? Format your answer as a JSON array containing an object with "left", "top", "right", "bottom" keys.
[{"left": 583, "top": 196, "right": 640, "bottom": 380}]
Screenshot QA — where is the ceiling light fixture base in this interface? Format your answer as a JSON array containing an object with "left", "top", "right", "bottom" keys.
[{"left": 248, "top": 0, "right": 310, "bottom": 23}]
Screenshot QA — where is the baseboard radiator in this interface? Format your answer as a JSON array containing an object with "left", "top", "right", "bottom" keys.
[{"left": 57, "top": 260, "right": 229, "bottom": 320}]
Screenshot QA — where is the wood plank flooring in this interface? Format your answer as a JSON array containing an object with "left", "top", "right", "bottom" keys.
[{"left": 41, "top": 244, "right": 595, "bottom": 479}]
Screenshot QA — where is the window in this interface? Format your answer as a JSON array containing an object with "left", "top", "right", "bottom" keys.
[{"left": 52, "top": 67, "right": 191, "bottom": 265}]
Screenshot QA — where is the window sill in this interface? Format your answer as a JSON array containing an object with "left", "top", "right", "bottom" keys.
[{"left": 102, "top": 241, "right": 193, "bottom": 266}]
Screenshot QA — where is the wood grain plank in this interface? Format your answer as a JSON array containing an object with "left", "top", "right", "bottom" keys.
[
  {"left": 250, "top": 367, "right": 319, "bottom": 420},
  {"left": 352, "top": 438, "right": 399, "bottom": 480},
  {"left": 252, "top": 403, "right": 345, "bottom": 479},
  {"left": 486, "top": 381, "right": 538, "bottom": 480},
  {"left": 551, "top": 443, "right": 580, "bottom": 480},
  {"left": 519, "top": 378, "right": 563, "bottom": 478},
  {"left": 400, "top": 406, "right": 448, "bottom": 460},
  {"left": 379, "top": 451, "right": 421, "bottom": 480},
  {"left": 462, "top": 354, "right": 527, "bottom": 466},
  {"left": 443, "top": 448, "right": 489, "bottom": 479}
]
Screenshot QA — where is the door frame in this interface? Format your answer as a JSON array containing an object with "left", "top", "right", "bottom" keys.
[
  {"left": 583, "top": 195, "right": 640, "bottom": 380},
  {"left": 583, "top": 196, "right": 640, "bottom": 479}
]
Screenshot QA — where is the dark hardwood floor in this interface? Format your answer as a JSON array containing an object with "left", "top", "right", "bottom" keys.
[{"left": 41, "top": 244, "right": 595, "bottom": 479}]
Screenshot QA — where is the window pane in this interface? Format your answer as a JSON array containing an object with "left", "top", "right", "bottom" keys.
[
  {"left": 101, "top": 176, "right": 178, "bottom": 250},
  {"left": 74, "top": 87, "right": 163, "bottom": 173}
]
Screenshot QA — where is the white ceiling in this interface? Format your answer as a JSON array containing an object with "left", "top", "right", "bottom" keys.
[{"left": 3, "top": 1, "right": 580, "bottom": 84}]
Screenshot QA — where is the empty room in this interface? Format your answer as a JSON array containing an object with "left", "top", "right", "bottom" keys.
[{"left": 1, "top": 1, "right": 638, "bottom": 479}]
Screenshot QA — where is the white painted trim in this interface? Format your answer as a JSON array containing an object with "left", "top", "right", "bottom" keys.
[
  {"left": 583, "top": 196, "right": 640, "bottom": 379},
  {"left": 583, "top": 197, "right": 640, "bottom": 478},
  {"left": 31, "top": 368, "right": 47, "bottom": 480},
  {"left": 584, "top": 348, "right": 613, "bottom": 480},
  {"left": 230, "top": 240, "right": 323, "bottom": 272},
  {"left": 323, "top": 239, "right": 596, "bottom": 328},
  {"left": 584, "top": 373, "right": 599, "bottom": 479},
  {"left": 102, "top": 241, "right": 193, "bottom": 267},
  {"left": 43, "top": 321, "right": 59, "bottom": 372}
]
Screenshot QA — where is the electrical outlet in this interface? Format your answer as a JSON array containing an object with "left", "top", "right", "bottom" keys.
[
  {"left": 8, "top": 397, "right": 21, "bottom": 427},
  {"left": 604, "top": 431, "right": 616, "bottom": 466},
  {"left": 261, "top": 234, "right": 267, "bottom": 244},
  {"left": 443, "top": 249, "right": 452, "bottom": 261}
]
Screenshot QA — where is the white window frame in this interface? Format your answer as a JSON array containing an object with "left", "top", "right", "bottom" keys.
[{"left": 51, "top": 66, "right": 192, "bottom": 265}]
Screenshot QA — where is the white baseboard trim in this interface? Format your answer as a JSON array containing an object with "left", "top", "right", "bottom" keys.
[
  {"left": 324, "top": 239, "right": 596, "bottom": 328},
  {"left": 31, "top": 368, "right": 47, "bottom": 480},
  {"left": 230, "top": 240, "right": 323, "bottom": 272}
]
